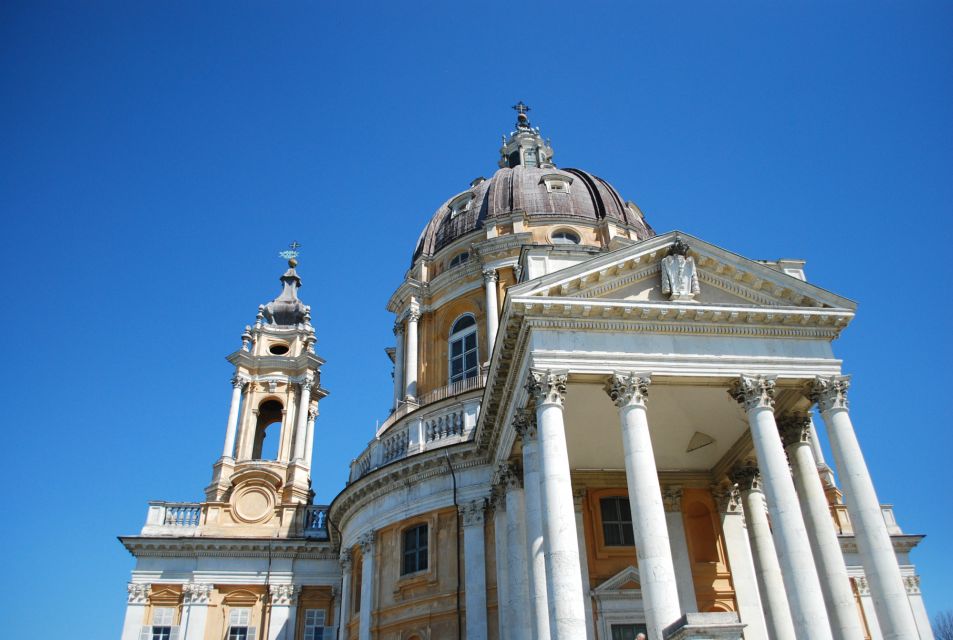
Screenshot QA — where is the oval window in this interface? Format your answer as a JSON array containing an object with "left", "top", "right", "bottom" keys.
[
  {"left": 551, "top": 229, "right": 580, "bottom": 245},
  {"left": 269, "top": 343, "right": 289, "bottom": 355}
]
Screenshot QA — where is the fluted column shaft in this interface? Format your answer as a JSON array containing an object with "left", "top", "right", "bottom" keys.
[
  {"left": 514, "top": 408, "right": 551, "bottom": 640},
  {"left": 780, "top": 413, "right": 865, "bottom": 640},
  {"left": 730, "top": 376, "right": 833, "bottom": 640},
  {"left": 606, "top": 373, "right": 681, "bottom": 640},
  {"left": 222, "top": 376, "right": 245, "bottom": 458},
  {"left": 731, "top": 464, "right": 796, "bottom": 640},
  {"left": 358, "top": 532, "right": 376, "bottom": 640},
  {"left": 527, "top": 369, "right": 587, "bottom": 639},
  {"left": 404, "top": 308, "right": 419, "bottom": 401},
  {"left": 461, "top": 500, "right": 489, "bottom": 640},
  {"left": 812, "top": 376, "right": 919, "bottom": 640},
  {"left": 293, "top": 378, "right": 313, "bottom": 461}
]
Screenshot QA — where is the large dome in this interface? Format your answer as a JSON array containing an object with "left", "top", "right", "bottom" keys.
[
  {"left": 412, "top": 164, "right": 655, "bottom": 262},
  {"left": 412, "top": 108, "right": 654, "bottom": 263}
]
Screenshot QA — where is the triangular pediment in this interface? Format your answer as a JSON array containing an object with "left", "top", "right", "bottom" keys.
[
  {"left": 593, "top": 565, "right": 642, "bottom": 594},
  {"left": 512, "top": 231, "right": 855, "bottom": 311}
]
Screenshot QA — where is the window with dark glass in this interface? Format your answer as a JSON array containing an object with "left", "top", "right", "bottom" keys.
[
  {"left": 551, "top": 229, "right": 580, "bottom": 244},
  {"left": 601, "top": 496, "right": 635, "bottom": 546},
  {"left": 226, "top": 608, "right": 255, "bottom": 640},
  {"left": 402, "top": 523, "right": 428, "bottom": 574},
  {"left": 611, "top": 623, "right": 648, "bottom": 640},
  {"left": 449, "top": 315, "right": 478, "bottom": 383}
]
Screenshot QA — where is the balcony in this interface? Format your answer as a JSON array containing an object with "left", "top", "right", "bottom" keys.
[
  {"left": 138, "top": 501, "right": 330, "bottom": 539},
  {"left": 350, "top": 377, "right": 485, "bottom": 483}
]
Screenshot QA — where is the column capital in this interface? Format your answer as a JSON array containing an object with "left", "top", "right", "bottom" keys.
[
  {"left": 269, "top": 584, "right": 297, "bottom": 606},
  {"left": 526, "top": 368, "right": 568, "bottom": 407},
  {"left": 777, "top": 412, "right": 813, "bottom": 448},
  {"left": 512, "top": 407, "right": 538, "bottom": 441},
  {"left": 501, "top": 462, "right": 523, "bottom": 491},
  {"left": 728, "top": 374, "right": 777, "bottom": 411},
  {"left": 300, "top": 377, "right": 314, "bottom": 393},
  {"left": 358, "top": 530, "right": 376, "bottom": 554},
  {"left": 482, "top": 267, "right": 499, "bottom": 283},
  {"left": 393, "top": 320, "right": 405, "bottom": 336},
  {"left": 182, "top": 583, "right": 213, "bottom": 605},
  {"left": 340, "top": 549, "right": 353, "bottom": 570},
  {"left": 854, "top": 576, "right": 870, "bottom": 596},
  {"left": 127, "top": 582, "right": 151, "bottom": 604},
  {"left": 489, "top": 484, "right": 507, "bottom": 512},
  {"left": 711, "top": 483, "right": 742, "bottom": 515},
  {"left": 661, "top": 485, "right": 683, "bottom": 512},
  {"left": 903, "top": 575, "right": 921, "bottom": 595},
  {"left": 407, "top": 309, "right": 421, "bottom": 323},
  {"left": 460, "top": 498, "right": 486, "bottom": 527},
  {"left": 308, "top": 404, "right": 318, "bottom": 422},
  {"left": 729, "top": 461, "right": 762, "bottom": 493},
  {"left": 810, "top": 375, "right": 851, "bottom": 413},
  {"left": 605, "top": 372, "right": 651, "bottom": 408},
  {"left": 231, "top": 374, "right": 249, "bottom": 390}
]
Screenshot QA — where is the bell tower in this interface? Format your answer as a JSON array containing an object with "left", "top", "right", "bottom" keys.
[{"left": 204, "top": 245, "right": 328, "bottom": 536}]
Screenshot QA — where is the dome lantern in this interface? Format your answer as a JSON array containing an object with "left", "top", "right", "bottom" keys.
[{"left": 499, "top": 101, "right": 555, "bottom": 169}]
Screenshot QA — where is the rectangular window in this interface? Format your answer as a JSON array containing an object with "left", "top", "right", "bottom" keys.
[
  {"left": 601, "top": 496, "right": 635, "bottom": 546},
  {"left": 304, "top": 609, "right": 327, "bottom": 640},
  {"left": 611, "top": 623, "right": 648, "bottom": 640},
  {"left": 402, "top": 523, "right": 429, "bottom": 575},
  {"left": 143, "top": 607, "right": 177, "bottom": 640},
  {"left": 227, "top": 608, "right": 255, "bottom": 640}
]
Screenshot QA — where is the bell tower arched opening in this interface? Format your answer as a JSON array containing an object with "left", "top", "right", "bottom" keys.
[{"left": 252, "top": 400, "right": 284, "bottom": 461}]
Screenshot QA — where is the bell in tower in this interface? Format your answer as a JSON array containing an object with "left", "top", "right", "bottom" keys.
[{"left": 204, "top": 243, "right": 328, "bottom": 536}]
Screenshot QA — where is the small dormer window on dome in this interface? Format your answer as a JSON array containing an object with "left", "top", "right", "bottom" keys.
[
  {"left": 449, "top": 193, "right": 474, "bottom": 219},
  {"left": 540, "top": 173, "right": 573, "bottom": 194}
]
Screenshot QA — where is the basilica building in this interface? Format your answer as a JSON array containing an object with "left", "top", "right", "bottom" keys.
[{"left": 118, "top": 107, "right": 933, "bottom": 640}]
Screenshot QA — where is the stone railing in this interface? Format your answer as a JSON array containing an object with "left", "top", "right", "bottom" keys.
[
  {"left": 141, "top": 501, "right": 203, "bottom": 536},
  {"left": 378, "top": 373, "right": 486, "bottom": 436},
  {"left": 349, "top": 396, "right": 481, "bottom": 483},
  {"left": 831, "top": 504, "right": 903, "bottom": 536},
  {"left": 304, "top": 505, "right": 330, "bottom": 540}
]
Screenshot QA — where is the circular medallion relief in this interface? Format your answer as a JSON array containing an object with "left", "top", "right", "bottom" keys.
[{"left": 233, "top": 486, "right": 275, "bottom": 523}]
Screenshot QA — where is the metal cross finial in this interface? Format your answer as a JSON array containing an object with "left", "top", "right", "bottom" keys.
[
  {"left": 279, "top": 241, "right": 301, "bottom": 261},
  {"left": 512, "top": 101, "right": 531, "bottom": 115}
]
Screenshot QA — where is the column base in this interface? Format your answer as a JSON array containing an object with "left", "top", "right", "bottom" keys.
[{"left": 663, "top": 612, "right": 745, "bottom": 640}]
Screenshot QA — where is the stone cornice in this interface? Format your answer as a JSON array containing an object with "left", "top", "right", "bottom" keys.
[
  {"left": 839, "top": 534, "right": 924, "bottom": 555},
  {"left": 119, "top": 536, "right": 337, "bottom": 559},
  {"left": 226, "top": 351, "right": 325, "bottom": 372}
]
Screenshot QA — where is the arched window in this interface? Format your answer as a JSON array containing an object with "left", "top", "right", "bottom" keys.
[
  {"left": 551, "top": 229, "right": 581, "bottom": 245},
  {"left": 449, "top": 315, "right": 478, "bottom": 383},
  {"left": 252, "top": 400, "right": 283, "bottom": 460},
  {"left": 448, "top": 251, "right": 469, "bottom": 269}
]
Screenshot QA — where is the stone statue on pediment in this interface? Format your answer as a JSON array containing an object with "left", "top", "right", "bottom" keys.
[{"left": 661, "top": 239, "right": 700, "bottom": 301}]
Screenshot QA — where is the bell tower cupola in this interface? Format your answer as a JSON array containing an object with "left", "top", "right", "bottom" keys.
[
  {"left": 204, "top": 244, "right": 328, "bottom": 535},
  {"left": 498, "top": 101, "right": 555, "bottom": 169}
]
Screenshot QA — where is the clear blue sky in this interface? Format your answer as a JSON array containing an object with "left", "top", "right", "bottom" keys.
[{"left": 1, "top": 2, "right": 950, "bottom": 637}]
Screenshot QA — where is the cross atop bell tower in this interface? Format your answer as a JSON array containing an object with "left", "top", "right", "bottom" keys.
[{"left": 204, "top": 247, "right": 328, "bottom": 536}]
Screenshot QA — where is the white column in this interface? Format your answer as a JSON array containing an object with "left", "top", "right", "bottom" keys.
[
  {"left": 504, "top": 466, "right": 532, "bottom": 639},
  {"left": 222, "top": 376, "right": 246, "bottom": 458},
  {"left": 572, "top": 489, "right": 596, "bottom": 639},
  {"left": 662, "top": 486, "right": 698, "bottom": 613},
  {"left": 492, "top": 489, "right": 511, "bottom": 640},
  {"left": 605, "top": 373, "right": 681, "bottom": 640},
  {"left": 730, "top": 375, "right": 834, "bottom": 640},
  {"left": 338, "top": 551, "right": 353, "bottom": 640},
  {"left": 483, "top": 268, "right": 500, "bottom": 355},
  {"left": 293, "top": 377, "right": 313, "bottom": 461},
  {"left": 358, "top": 532, "right": 376, "bottom": 640},
  {"left": 730, "top": 463, "right": 796, "bottom": 640},
  {"left": 304, "top": 404, "right": 317, "bottom": 466},
  {"left": 513, "top": 408, "right": 551, "bottom": 640},
  {"left": 393, "top": 321, "right": 405, "bottom": 410},
  {"left": 267, "top": 585, "right": 297, "bottom": 640},
  {"left": 461, "top": 499, "right": 489, "bottom": 640},
  {"left": 403, "top": 308, "right": 420, "bottom": 402},
  {"left": 181, "top": 583, "right": 212, "bottom": 640},
  {"left": 527, "top": 369, "right": 587, "bottom": 639},
  {"left": 780, "top": 412, "right": 866, "bottom": 640},
  {"left": 712, "top": 485, "right": 769, "bottom": 640},
  {"left": 812, "top": 376, "right": 920, "bottom": 640},
  {"left": 120, "top": 584, "right": 150, "bottom": 640},
  {"left": 903, "top": 577, "right": 935, "bottom": 640}
]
